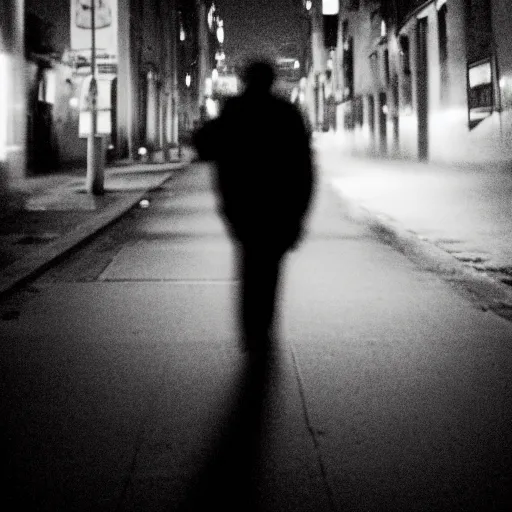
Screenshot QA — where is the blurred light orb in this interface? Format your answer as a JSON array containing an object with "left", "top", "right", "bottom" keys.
[
  {"left": 139, "top": 199, "right": 150, "bottom": 208},
  {"left": 69, "top": 97, "right": 79, "bottom": 108},
  {"left": 138, "top": 147, "right": 147, "bottom": 156},
  {"left": 216, "top": 26, "right": 224, "bottom": 44},
  {"left": 206, "top": 97, "right": 219, "bottom": 118}
]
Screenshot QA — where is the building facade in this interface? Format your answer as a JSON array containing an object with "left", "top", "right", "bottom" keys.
[
  {"left": 300, "top": 0, "right": 342, "bottom": 132},
  {"left": 1, "top": 0, "right": 187, "bottom": 184},
  {"left": 1, "top": 0, "right": 26, "bottom": 185},
  {"left": 333, "top": 0, "right": 512, "bottom": 164}
]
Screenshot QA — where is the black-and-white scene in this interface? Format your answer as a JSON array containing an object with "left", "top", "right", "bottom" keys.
[{"left": 1, "top": 1, "right": 512, "bottom": 511}]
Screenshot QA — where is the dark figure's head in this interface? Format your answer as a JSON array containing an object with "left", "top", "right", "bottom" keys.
[{"left": 241, "top": 59, "right": 276, "bottom": 94}]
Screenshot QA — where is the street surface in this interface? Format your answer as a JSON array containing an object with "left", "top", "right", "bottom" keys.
[
  {"left": 1, "top": 160, "right": 512, "bottom": 511},
  {"left": 316, "top": 133, "right": 512, "bottom": 296}
]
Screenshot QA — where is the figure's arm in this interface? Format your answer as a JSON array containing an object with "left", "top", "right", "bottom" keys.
[{"left": 191, "top": 118, "right": 220, "bottom": 161}]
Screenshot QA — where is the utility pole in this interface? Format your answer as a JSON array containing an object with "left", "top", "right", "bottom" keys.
[{"left": 86, "top": 0, "right": 104, "bottom": 195}]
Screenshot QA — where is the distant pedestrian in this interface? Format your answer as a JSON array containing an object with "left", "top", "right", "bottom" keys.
[{"left": 193, "top": 58, "right": 315, "bottom": 352}]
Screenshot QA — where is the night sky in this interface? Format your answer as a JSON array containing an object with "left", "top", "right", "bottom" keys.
[{"left": 215, "top": 0, "right": 306, "bottom": 66}]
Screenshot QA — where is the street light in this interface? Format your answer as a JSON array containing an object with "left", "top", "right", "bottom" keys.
[
  {"left": 216, "top": 24, "right": 224, "bottom": 45},
  {"left": 322, "top": 0, "right": 339, "bottom": 15}
]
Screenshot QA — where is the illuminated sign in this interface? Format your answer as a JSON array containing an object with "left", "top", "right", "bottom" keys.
[
  {"left": 469, "top": 60, "right": 491, "bottom": 88},
  {"left": 78, "top": 75, "right": 114, "bottom": 136},
  {"left": 322, "top": 0, "right": 339, "bottom": 15},
  {"left": 71, "top": 0, "right": 118, "bottom": 63},
  {"left": 213, "top": 75, "right": 238, "bottom": 96},
  {"left": 468, "top": 59, "right": 494, "bottom": 128}
]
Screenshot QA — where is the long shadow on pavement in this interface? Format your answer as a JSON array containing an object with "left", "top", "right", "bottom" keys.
[{"left": 176, "top": 349, "right": 273, "bottom": 512}]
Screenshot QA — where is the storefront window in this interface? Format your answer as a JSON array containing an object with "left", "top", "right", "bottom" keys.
[
  {"left": 38, "top": 68, "right": 56, "bottom": 104},
  {"left": 468, "top": 59, "right": 494, "bottom": 128}
]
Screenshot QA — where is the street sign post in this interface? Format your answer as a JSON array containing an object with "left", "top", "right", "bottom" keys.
[{"left": 85, "top": 0, "right": 104, "bottom": 195}]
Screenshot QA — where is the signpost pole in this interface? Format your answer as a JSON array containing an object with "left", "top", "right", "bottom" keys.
[{"left": 86, "top": 0, "right": 104, "bottom": 195}]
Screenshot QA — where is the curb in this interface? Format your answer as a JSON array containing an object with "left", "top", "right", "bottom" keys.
[
  {"left": 0, "top": 169, "right": 179, "bottom": 298},
  {"left": 328, "top": 180, "right": 512, "bottom": 323}
]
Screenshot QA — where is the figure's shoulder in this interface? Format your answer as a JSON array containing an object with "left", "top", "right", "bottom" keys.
[
  {"left": 272, "top": 96, "right": 301, "bottom": 116},
  {"left": 221, "top": 96, "right": 243, "bottom": 113},
  {"left": 272, "top": 97, "right": 308, "bottom": 128}
]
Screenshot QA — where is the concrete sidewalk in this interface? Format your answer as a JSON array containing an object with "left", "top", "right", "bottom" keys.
[
  {"left": 2, "top": 162, "right": 512, "bottom": 511},
  {"left": 315, "top": 132, "right": 512, "bottom": 319},
  {"left": 0, "top": 150, "right": 193, "bottom": 297}
]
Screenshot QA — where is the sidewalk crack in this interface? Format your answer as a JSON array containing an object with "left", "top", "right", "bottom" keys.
[{"left": 289, "top": 343, "right": 338, "bottom": 512}]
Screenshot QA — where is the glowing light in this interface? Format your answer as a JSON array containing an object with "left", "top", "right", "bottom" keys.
[
  {"left": 305, "top": 0, "right": 312, "bottom": 10},
  {"left": 139, "top": 199, "right": 150, "bottom": 208},
  {"left": 38, "top": 69, "right": 56, "bottom": 104},
  {"left": 205, "top": 77, "right": 213, "bottom": 96},
  {"left": 186, "top": 73, "right": 191, "bottom": 87},
  {"left": 206, "top": 98, "right": 219, "bottom": 118},
  {"left": 180, "top": 25, "right": 186, "bottom": 41},
  {"left": 108, "top": 144, "right": 114, "bottom": 150},
  {"left": 500, "top": 77, "right": 506, "bottom": 88},
  {"left": 294, "top": 60, "right": 300, "bottom": 69},
  {"left": 322, "top": 0, "right": 339, "bottom": 15},
  {"left": 216, "top": 25, "right": 224, "bottom": 44},
  {"left": 212, "top": 68, "right": 219, "bottom": 81},
  {"left": 382, "top": 105, "right": 389, "bottom": 115},
  {"left": 69, "top": 97, "right": 79, "bottom": 108},
  {"left": 469, "top": 61, "right": 492, "bottom": 88},
  {"left": 381, "top": 20, "right": 387, "bottom": 37},
  {"left": 207, "top": 4, "right": 216, "bottom": 31},
  {"left": 0, "top": 53, "right": 8, "bottom": 161},
  {"left": 138, "top": 147, "right": 147, "bottom": 156}
]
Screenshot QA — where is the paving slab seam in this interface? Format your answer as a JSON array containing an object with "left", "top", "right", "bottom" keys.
[
  {"left": 0, "top": 171, "right": 176, "bottom": 299},
  {"left": 114, "top": 352, "right": 176, "bottom": 512},
  {"left": 327, "top": 179, "right": 512, "bottom": 323},
  {"left": 288, "top": 341, "right": 339, "bottom": 512},
  {"left": 100, "top": 278, "right": 239, "bottom": 284}
]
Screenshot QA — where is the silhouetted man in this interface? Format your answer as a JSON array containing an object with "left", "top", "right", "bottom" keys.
[{"left": 193, "top": 58, "right": 315, "bottom": 352}]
